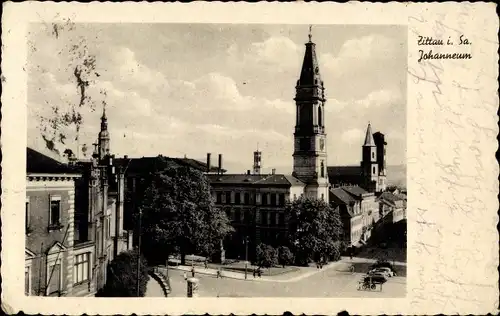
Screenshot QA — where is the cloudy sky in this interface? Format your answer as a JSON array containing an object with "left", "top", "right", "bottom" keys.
[{"left": 28, "top": 23, "right": 407, "bottom": 173}]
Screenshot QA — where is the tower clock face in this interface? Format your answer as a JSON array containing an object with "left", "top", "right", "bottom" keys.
[{"left": 320, "top": 139, "right": 325, "bottom": 151}]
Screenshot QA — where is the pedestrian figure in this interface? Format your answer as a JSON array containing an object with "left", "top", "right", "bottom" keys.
[
  {"left": 253, "top": 269, "right": 256, "bottom": 278},
  {"left": 258, "top": 269, "right": 262, "bottom": 278},
  {"left": 204, "top": 259, "right": 208, "bottom": 269},
  {"left": 191, "top": 267, "right": 195, "bottom": 277},
  {"left": 183, "top": 272, "right": 187, "bottom": 280}
]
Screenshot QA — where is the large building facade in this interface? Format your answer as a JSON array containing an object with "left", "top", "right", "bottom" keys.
[
  {"left": 25, "top": 109, "right": 132, "bottom": 297},
  {"left": 208, "top": 172, "right": 305, "bottom": 260}
]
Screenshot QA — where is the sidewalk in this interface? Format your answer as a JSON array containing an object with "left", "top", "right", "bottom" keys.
[{"left": 168, "top": 259, "right": 347, "bottom": 283}]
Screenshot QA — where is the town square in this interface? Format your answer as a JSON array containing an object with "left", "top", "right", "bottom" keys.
[{"left": 23, "top": 22, "right": 407, "bottom": 298}]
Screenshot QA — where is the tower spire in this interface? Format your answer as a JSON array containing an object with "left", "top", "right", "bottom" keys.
[
  {"left": 363, "top": 122, "right": 375, "bottom": 147},
  {"left": 308, "top": 25, "right": 312, "bottom": 42}
]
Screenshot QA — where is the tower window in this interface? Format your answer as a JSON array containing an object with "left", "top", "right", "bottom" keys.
[
  {"left": 372, "top": 152, "right": 375, "bottom": 159},
  {"left": 372, "top": 166, "right": 376, "bottom": 174},
  {"left": 320, "top": 161, "right": 325, "bottom": 178},
  {"left": 318, "top": 106, "right": 323, "bottom": 127}
]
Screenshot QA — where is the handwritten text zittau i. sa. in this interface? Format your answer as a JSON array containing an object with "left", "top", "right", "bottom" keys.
[{"left": 417, "top": 35, "right": 472, "bottom": 63}]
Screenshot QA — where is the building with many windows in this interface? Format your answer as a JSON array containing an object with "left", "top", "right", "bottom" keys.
[
  {"left": 25, "top": 110, "right": 131, "bottom": 297},
  {"left": 207, "top": 172, "right": 305, "bottom": 260},
  {"left": 26, "top": 147, "right": 81, "bottom": 296}
]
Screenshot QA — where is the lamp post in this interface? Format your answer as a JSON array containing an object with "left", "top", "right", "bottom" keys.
[
  {"left": 244, "top": 236, "right": 249, "bottom": 280},
  {"left": 136, "top": 207, "right": 142, "bottom": 297}
]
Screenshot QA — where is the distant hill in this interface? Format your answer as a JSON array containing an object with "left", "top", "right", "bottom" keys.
[{"left": 386, "top": 164, "right": 407, "bottom": 188}]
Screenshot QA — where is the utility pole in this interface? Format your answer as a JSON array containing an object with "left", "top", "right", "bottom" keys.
[
  {"left": 136, "top": 207, "right": 142, "bottom": 297},
  {"left": 244, "top": 236, "right": 249, "bottom": 280}
]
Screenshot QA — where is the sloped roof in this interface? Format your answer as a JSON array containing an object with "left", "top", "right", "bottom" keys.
[
  {"left": 27, "top": 147, "right": 80, "bottom": 175},
  {"left": 207, "top": 173, "right": 301, "bottom": 187},
  {"left": 378, "top": 191, "right": 399, "bottom": 202},
  {"left": 342, "top": 185, "right": 368, "bottom": 198},
  {"left": 283, "top": 175, "right": 306, "bottom": 186},
  {"left": 330, "top": 187, "right": 357, "bottom": 205},
  {"left": 114, "top": 156, "right": 222, "bottom": 175},
  {"left": 363, "top": 123, "right": 376, "bottom": 147}
]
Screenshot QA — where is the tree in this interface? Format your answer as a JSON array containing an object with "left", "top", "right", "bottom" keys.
[
  {"left": 138, "top": 162, "right": 234, "bottom": 265},
  {"left": 255, "top": 243, "right": 278, "bottom": 269},
  {"left": 277, "top": 246, "right": 294, "bottom": 268},
  {"left": 287, "top": 196, "right": 344, "bottom": 266},
  {"left": 29, "top": 20, "right": 107, "bottom": 157},
  {"left": 97, "top": 250, "right": 149, "bottom": 297}
]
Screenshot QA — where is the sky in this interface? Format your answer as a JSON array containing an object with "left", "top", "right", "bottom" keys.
[{"left": 28, "top": 23, "right": 407, "bottom": 174}]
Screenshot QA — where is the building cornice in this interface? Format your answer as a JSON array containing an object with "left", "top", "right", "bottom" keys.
[{"left": 27, "top": 173, "right": 81, "bottom": 182}]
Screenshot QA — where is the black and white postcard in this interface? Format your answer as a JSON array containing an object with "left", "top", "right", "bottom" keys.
[{"left": 1, "top": 2, "right": 498, "bottom": 315}]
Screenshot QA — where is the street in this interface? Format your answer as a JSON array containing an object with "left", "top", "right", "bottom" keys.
[{"left": 146, "top": 257, "right": 406, "bottom": 298}]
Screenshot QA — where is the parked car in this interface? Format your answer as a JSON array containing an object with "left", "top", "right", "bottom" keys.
[
  {"left": 363, "top": 273, "right": 387, "bottom": 284},
  {"left": 370, "top": 267, "right": 395, "bottom": 277}
]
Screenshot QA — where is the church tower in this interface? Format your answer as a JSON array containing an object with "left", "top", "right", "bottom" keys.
[
  {"left": 361, "top": 123, "right": 378, "bottom": 192},
  {"left": 292, "top": 27, "right": 329, "bottom": 202},
  {"left": 98, "top": 106, "right": 110, "bottom": 161}
]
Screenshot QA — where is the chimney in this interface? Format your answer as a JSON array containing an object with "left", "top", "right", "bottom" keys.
[
  {"left": 124, "top": 155, "right": 128, "bottom": 160},
  {"left": 206, "top": 153, "right": 211, "bottom": 173},
  {"left": 218, "top": 154, "right": 223, "bottom": 174},
  {"left": 272, "top": 168, "right": 276, "bottom": 175}
]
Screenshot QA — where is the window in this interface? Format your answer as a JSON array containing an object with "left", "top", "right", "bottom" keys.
[
  {"left": 74, "top": 253, "right": 90, "bottom": 284},
  {"left": 107, "top": 216, "right": 111, "bottom": 238},
  {"left": 321, "top": 193, "right": 324, "bottom": 200},
  {"left": 25, "top": 198, "right": 30, "bottom": 231},
  {"left": 270, "top": 212, "right": 276, "bottom": 226},
  {"left": 270, "top": 193, "right": 276, "bottom": 206},
  {"left": 279, "top": 193, "right": 285, "bottom": 205},
  {"left": 318, "top": 106, "right": 322, "bottom": 126},
  {"left": 225, "top": 191, "right": 232, "bottom": 204},
  {"left": 49, "top": 196, "right": 61, "bottom": 227},
  {"left": 261, "top": 211, "right": 267, "bottom": 225},
  {"left": 25, "top": 266, "right": 31, "bottom": 295},
  {"left": 216, "top": 192, "right": 222, "bottom": 203},
  {"left": 372, "top": 166, "right": 376, "bottom": 175},
  {"left": 372, "top": 152, "right": 375, "bottom": 159},
  {"left": 320, "top": 161, "right": 325, "bottom": 178},
  {"left": 279, "top": 213, "right": 285, "bottom": 226},
  {"left": 262, "top": 193, "right": 268, "bottom": 206},
  {"left": 235, "top": 192, "right": 241, "bottom": 204},
  {"left": 244, "top": 193, "right": 250, "bottom": 204},
  {"left": 234, "top": 209, "right": 240, "bottom": 222}
]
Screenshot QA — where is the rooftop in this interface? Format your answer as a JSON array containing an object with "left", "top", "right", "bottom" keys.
[
  {"left": 114, "top": 155, "right": 223, "bottom": 174},
  {"left": 207, "top": 173, "right": 303, "bottom": 186},
  {"left": 27, "top": 147, "right": 80, "bottom": 175}
]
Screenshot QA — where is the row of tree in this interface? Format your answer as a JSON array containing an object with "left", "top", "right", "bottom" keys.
[{"left": 100, "top": 163, "right": 346, "bottom": 295}]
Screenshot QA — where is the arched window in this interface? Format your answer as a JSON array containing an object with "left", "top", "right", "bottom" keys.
[
  {"left": 318, "top": 106, "right": 323, "bottom": 126},
  {"left": 320, "top": 160, "right": 325, "bottom": 178}
]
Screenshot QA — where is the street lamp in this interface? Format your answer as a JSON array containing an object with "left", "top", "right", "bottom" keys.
[
  {"left": 136, "top": 207, "right": 142, "bottom": 297},
  {"left": 244, "top": 236, "right": 249, "bottom": 280}
]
